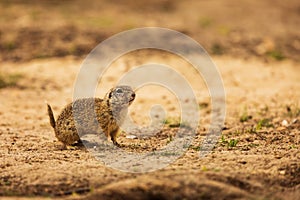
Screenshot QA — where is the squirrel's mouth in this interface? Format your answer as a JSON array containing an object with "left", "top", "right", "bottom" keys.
[
  {"left": 128, "top": 93, "right": 135, "bottom": 104},
  {"left": 128, "top": 98, "right": 135, "bottom": 104}
]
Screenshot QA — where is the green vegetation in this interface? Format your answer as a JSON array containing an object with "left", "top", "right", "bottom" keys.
[
  {"left": 160, "top": 151, "right": 180, "bottom": 157},
  {"left": 211, "top": 43, "right": 224, "bottom": 55},
  {"left": 256, "top": 118, "right": 273, "bottom": 130},
  {"left": 221, "top": 135, "right": 239, "bottom": 148},
  {"left": 199, "top": 17, "right": 213, "bottom": 28},
  {"left": 3, "top": 41, "right": 16, "bottom": 51},
  {"left": 199, "top": 102, "right": 209, "bottom": 109},
  {"left": 289, "top": 145, "right": 297, "bottom": 149},
  {"left": 242, "top": 118, "right": 273, "bottom": 133},
  {"left": 163, "top": 118, "right": 192, "bottom": 129},
  {"left": 34, "top": 53, "right": 51, "bottom": 59},
  {"left": 166, "top": 135, "right": 174, "bottom": 144},
  {"left": 246, "top": 127, "right": 257, "bottom": 134},
  {"left": 201, "top": 165, "right": 208, "bottom": 171},
  {"left": 168, "top": 122, "right": 181, "bottom": 128},
  {"left": 190, "top": 145, "right": 202, "bottom": 151},
  {"left": 30, "top": 10, "right": 41, "bottom": 20},
  {"left": 266, "top": 50, "right": 285, "bottom": 61},
  {"left": 239, "top": 107, "right": 253, "bottom": 122},
  {"left": 218, "top": 25, "right": 231, "bottom": 36},
  {"left": 228, "top": 139, "right": 239, "bottom": 147},
  {"left": 0, "top": 72, "right": 23, "bottom": 89},
  {"left": 240, "top": 110, "right": 252, "bottom": 122},
  {"left": 86, "top": 17, "right": 114, "bottom": 28}
]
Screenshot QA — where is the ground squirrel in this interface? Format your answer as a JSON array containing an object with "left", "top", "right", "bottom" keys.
[{"left": 47, "top": 85, "right": 135, "bottom": 147}]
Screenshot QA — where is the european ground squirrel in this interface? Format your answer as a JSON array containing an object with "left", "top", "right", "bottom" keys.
[{"left": 47, "top": 85, "right": 135, "bottom": 147}]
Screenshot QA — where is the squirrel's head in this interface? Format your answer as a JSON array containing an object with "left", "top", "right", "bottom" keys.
[{"left": 106, "top": 85, "right": 135, "bottom": 108}]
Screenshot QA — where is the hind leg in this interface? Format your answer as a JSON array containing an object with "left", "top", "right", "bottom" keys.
[{"left": 110, "top": 129, "right": 121, "bottom": 147}]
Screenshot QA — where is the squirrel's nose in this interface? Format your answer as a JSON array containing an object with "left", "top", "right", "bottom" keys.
[{"left": 131, "top": 93, "right": 136, "bottom": 99}]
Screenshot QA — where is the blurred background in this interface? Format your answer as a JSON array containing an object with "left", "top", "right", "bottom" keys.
[{"left": 0, "top": 0, "right": 299, "bottom": 62}]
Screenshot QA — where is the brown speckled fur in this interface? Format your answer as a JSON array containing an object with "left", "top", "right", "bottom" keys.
[{"left": 47, "top": 86, "right": 135, "bottom": 147}]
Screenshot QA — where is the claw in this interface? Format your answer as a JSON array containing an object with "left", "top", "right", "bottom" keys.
[{"left": 113, "top": 141, "right": 121, "bottom": 147}]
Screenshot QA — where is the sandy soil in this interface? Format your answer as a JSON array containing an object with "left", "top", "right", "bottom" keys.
[
  {"left": 1, "top": 54, "right": 299, "bottom": 199},
  {"left": 0, "top": 0, "right": 299, "bottom": 200}
]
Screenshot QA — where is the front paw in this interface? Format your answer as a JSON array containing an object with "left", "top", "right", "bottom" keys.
[{"left": 113, "top": 141, "right": 122, "bottom": 147}]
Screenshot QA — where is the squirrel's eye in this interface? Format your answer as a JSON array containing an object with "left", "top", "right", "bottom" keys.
[{"left": 116, "top": 88, "right": 123, "bottom": 93}]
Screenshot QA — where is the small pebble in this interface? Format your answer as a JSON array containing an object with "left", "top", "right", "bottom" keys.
[
  {"left": 281, "top": 120, "right": 288, "bottom": 127},
  {"left": 279, "top": 170, "right": 285, "bottom": 175},
  {"left": 126, "top": 135, "right": 138, "bottom": 139}
]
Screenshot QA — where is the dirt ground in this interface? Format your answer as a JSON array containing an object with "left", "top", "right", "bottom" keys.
[{"left": 0, "top": 0, "right": 300, "bottom": 200}]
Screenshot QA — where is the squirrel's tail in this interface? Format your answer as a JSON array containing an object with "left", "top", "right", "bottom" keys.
[{"left": 47, "top": 103, "right": 56, "bottom": 129}]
